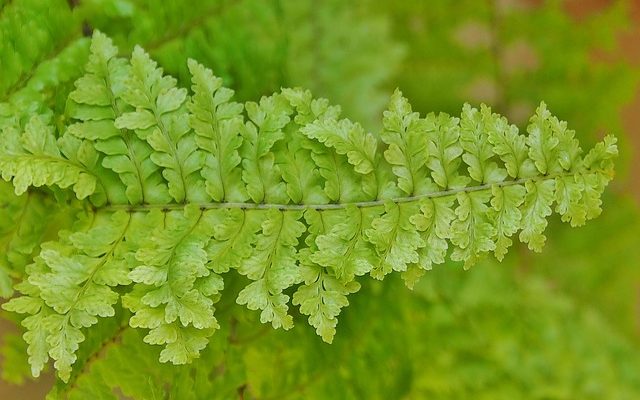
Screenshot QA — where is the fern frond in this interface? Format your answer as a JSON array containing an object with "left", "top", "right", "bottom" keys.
[
  {"left": 380, "top": 90, "right": 431, "bottom": 196},
  {"left": 4, "top": 211, "right": 136, "bottom": 381},
  {"left": 116, "top": 46, "right": 206, "bottom": 203},
  {"left": 407, "top": 195, "right": 456, "bottom": 285},
  {"left": 302, "top": 117, "right": 377, "bottom": 176},
  {"left": 187, "top": 59, "right": 247, "bottom": 203},
  {"left": 236, "top": 209, "right": 305, "bottom": 329},
  {"left": 293, "top": 208, "right": 360, "bottom": 343},
  {"left": 0, "top": 34, "right": 619, "bottom": 381},
  {"left": 239, "top": 94, "right": 291, "bottom": 204},
  {"left": 124, "top": 205, "right": 222, "bottom": 364},
  {"left": 67, "top": 32, "right": 169, "bottom": 206},
  {"left": 311, "top": 206, "right": 378, "bottom": 283},
  {"left": 0, "top": 116, "right": 101, "bottom": 200}
]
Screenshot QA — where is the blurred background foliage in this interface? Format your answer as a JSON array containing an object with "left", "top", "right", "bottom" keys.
[{"left": 0, "top": 0, "right": 639, "bottom": 398}]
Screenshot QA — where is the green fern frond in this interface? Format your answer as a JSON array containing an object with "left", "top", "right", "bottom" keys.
[
  {"left": 1, "top": 32, "right": 618, "bottom": 381},
  {"left": 0, "top": 116, "right": 100, "bottom": 200},
  {"left": 125, "top": 205, "right": 221, "bottom": 364}
]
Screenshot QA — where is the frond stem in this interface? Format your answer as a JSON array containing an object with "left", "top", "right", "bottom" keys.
[{"left": 104, "top": 170, "right": 603, "bottom": 213}]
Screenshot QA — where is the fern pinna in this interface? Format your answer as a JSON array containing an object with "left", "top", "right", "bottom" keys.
[{"left": 0, "top": 32, "right": 617, "bottom": 382}]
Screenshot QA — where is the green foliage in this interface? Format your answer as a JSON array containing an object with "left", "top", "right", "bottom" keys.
[
  {"left": 0, "top": 116, "right": 98, "bottom": 200},
  {"left": 45, "top": 272, "right": 640, "bottom": 399},
  {"left": 125, "top": 206, "right": 222, "bottom": 365},
  {"left": 0, "top": 0, "right": 80, "bottom": 97},
  {"left": 0, "top": 32, "right": 619, "bottom": 385},
  {"left": 0, "top": 1, "right": 639, "bottom": 398}
]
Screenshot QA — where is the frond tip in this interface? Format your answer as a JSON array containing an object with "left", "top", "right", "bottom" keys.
[{"left": 0, "top": 32, "right": 618, "bottom": 380}]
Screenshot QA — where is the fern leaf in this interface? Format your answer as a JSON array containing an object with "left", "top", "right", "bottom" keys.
[
  {"left": 526, "top": 102, "right": 562, "bottom": 175},
  {"left": 490, "top": 185, "right": 526, "bottom": 260},
  {"left": 4, "top": 211, "right": 134, "bottom": 381},
  {"left": 116, "top": 47, "right": 206, "bottom": 203},
  {"left": 554, "top": 175, "right": 587, "bottom": 227},
  {"left": 58, "top": 131, "right": 128, "bottom": 206},
  {"left": 276, "top": 135, "right": 329, "bottom": 205},
  {"left": 293, "top": 209, "right": 360, "bottom": 343},
  {"left": 450, "top": 191, "right": 496, "bottom": 268},
  {"left": 68, "top": 31, "right": 169, "bottom": 205},
  {"left": 240, "top": 94, "right": 291, "bottom": 204},
  {"left": 236, "top": 209, "right": 305, "bottom": 329},
  {"left": 460, "top": 104, "right": 508, "bottom": 184},
  {"left": 282, "top": 88, "right": 366, "bottom": 203},
  {"left": 187, "top": 59, "right": 247, "bottom": 202},
  {"left": 381, "top": 89, "right": 432, "bottom": 195},
  {"left": 425, "top": 112, "right": 470, "bottom": 189},
  {"left": 125, "top": 205, "right": 221, "bottom": 363},
  {"left": 281, "top": 88, "right": 341, "bottom": 126},
  {"left": 519, "top": 179, "right": 556, "bottom": 252},
  {"left": 0, "top": 116, "right": 98, "bottom": 199},
  {"left": 580, "top": 135, "right": 618, "bottom": 220},
  {"left": 311, "top": 206, "right": 378, "bottom": 283},
  {"left": 0, "top": 34, "right": 620, "bottom": 378},
  {"left": 3, "top": 279, "right": 50, "bottom": 378},
  {"left": 301, "top": 116, "right": 377, "bottom": 175},
  {"left": 206, "top": 209, "right": 263, "bottom": 273},
  {"left": 485, "top": 106, "right": 537, "bottom": 179},
  {"left": 409, "top": 195, "right": 456, "bottom": 274},
  {"left": 366, "top": 202, "right": 424, "bottom": 278}
]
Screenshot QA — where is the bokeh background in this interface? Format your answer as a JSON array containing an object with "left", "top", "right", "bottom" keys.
[{"left": 1, "top": 0, "right": 639, "bottom": 398}]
